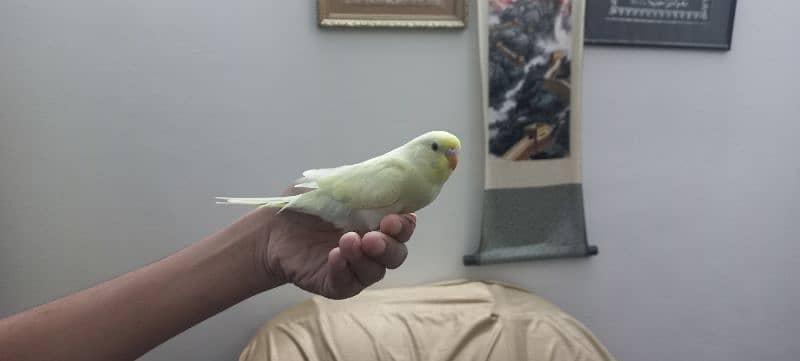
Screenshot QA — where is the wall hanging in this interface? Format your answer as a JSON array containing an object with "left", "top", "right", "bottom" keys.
[
  {"left": 584, "top": 0, "right": 737, "bottom": 50},
  {"left": 465, "top": 0, "right": 597, "bottom": 265}
]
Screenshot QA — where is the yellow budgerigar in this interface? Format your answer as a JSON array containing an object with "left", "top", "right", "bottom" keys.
[{"left": 216, "top": 131, "right": 461, "bottom": 232}]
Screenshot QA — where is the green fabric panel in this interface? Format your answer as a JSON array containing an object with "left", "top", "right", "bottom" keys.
[{"left": 464, "top": 184, "right": 597, "bottom": 265}]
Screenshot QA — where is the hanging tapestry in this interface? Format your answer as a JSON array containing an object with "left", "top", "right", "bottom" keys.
[{"left": 465, "top": 0, "right": 598, "bottom": 265}]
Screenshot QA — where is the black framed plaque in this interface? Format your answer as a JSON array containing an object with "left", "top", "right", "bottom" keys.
[{"left": 585, "top": 0, "right": 737, "bottom": 50}]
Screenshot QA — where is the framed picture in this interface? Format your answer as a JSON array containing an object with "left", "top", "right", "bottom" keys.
[
  {"left": 318, "top": 0, "right": 467, "bottom": 28},
  {"left": 585, "top": 0, "right": 737, "bottom": 50}
]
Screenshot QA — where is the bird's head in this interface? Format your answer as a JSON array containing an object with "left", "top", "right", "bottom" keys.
[{"left": 403, "top": 131, "right": 461, "bottom": 182}]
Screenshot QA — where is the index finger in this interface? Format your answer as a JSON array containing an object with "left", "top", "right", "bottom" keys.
[{"left": 379, "top": 213, "right": 416, "bottom": 243}]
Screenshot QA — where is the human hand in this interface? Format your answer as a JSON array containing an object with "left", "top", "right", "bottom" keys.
[{"left": 252, "top": 188, "right": 416, "bottom": 299}]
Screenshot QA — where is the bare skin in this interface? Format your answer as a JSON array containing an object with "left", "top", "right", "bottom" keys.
[{"left": 0, "top": 188, "right": 415, "bottom": 361}]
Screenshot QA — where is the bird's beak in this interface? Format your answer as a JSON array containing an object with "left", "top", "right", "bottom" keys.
[{"left": 446, "top": 148, "right": 459, "bottom": 170}]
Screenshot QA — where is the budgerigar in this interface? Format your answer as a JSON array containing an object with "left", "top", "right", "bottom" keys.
[{"left": 216, "top": 131, "right": 461, "bottom": 232}]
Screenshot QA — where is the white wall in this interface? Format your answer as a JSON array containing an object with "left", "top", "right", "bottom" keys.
[{"left": 1, "top": 1, "right": 798, "bottom": 360}]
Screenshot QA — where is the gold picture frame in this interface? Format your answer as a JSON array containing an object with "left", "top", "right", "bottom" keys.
[{"left": 318, "top": 0, "right": 467, "bottom": 28}]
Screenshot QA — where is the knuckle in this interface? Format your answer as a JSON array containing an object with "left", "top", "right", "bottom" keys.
[
  {"left": 394, "top": 245, "right": 409, "bottom": 267},
  {"left": 386, "top": 253, "right": 407, "bottom": 269}
]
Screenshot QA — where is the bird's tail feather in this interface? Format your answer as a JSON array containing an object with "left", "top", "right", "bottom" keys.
[{"left": 215, "top": 196, "right": 295, "bottom": 209}]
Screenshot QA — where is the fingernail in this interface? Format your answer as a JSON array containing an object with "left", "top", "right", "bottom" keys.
[
  {"left": 364, "top": 232, "right": 387, "bottom": 256},
  {"left": 342, "top": 233, "right": 361, "bottom": 252},
  {"left": 389, "top": 220, "right": 402, "bottom": 236},
  {"left": 351, "top": 237, "right": 363, "bottom": 256}
]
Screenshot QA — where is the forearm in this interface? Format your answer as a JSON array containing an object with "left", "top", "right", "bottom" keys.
[{"left": 0, "top": 210, "right": 278, "bottom": 361}]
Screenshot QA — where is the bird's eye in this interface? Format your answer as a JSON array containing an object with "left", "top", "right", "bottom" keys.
[{"left": 431, "top": 142, "right": 439, "bottom": 151}]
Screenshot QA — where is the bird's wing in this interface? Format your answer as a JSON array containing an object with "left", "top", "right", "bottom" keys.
[
  {"left": 319, "top": 158, "right": 410, "bottom": 209},
  {"left": 294, "top": 165, "right": 353, "bottom": 189}
]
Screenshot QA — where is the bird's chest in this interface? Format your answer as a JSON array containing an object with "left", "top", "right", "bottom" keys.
[{"left": 399, "top": 179, "right": 441, "bottom": 214}]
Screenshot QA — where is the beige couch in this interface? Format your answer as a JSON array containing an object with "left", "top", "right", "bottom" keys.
[{"left": 239, "top": 280, "right": 616, "bottom": 361}]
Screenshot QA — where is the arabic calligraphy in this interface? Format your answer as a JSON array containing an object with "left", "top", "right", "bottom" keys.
[
  {"left": 628, "top": 0, "right": 691, "bottom": 9},
  {"left": 608, "top": 0, "right": 711, "bottom": 23}
]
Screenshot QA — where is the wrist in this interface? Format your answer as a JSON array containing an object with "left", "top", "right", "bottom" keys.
[
  {"left": 224, "top": 207, "right": 287, "bottom": 294},
  {"left": 241, "top": 208, "right": 287, "bottom": 293}
]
